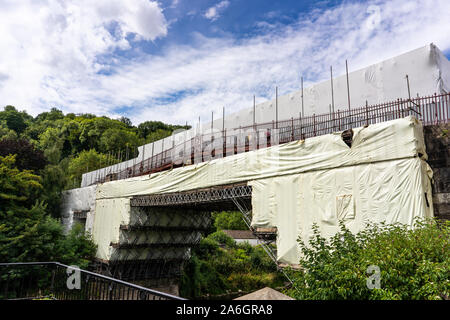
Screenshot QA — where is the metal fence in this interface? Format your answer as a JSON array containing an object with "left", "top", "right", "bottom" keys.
[
  {"left": 89, "top": 92, "right": 450, "bottom": 185},
  {"left": 0, "top": 262, "right": 185, "bottom": 300}
]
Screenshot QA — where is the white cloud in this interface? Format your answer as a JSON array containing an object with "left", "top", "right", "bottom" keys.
[
  {"left": 0, "top": 0, "right": 168, "bottom": 115},
  {"left": 204, "top": 1, "right": 230, "bottom": 21},
  {"left": 1, "top": 0, "right": 450, "bottom": 127}
]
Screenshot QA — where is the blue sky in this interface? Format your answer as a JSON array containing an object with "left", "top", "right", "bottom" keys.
[{"left": 0, "top": 0, "right": 450, "bottom": 126}]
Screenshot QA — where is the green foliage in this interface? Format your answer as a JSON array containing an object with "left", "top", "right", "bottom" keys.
[
  {"left": 208, "top": 230, "right": 237, "bottom": 248},
  {"left": 99, "top": 128, "right": 141, "bottom": 154},
  {"left": 67, "top": 149, "right": 118, "bottom": 189},
  {"left": 0, "top": 138, "right": 47, "bottom": 172},
  {"left": 0, "top": 104, "right": 185, "bottom": 221},
  {"left": 0, "top": 154, "right": 42, "bottom": 209},
  {"left": 0, "top": 120, "right": 18, "bottom": 140},
  {"left": 0, "top": 105, "right": 29, "bottom": 134},
  {"left": 40, "top": 162, "right": 68, "bottom": 217},
  {"left": 0, "top": 155, "right": 96, "bottom": 266},
  {"left": 137, "top": 121, "right": 190, "bottom": 141},
  {"left": 285, "top": 220, "right": 450, "bottom": 300},
  {"left": 145, "top": 128, "right": 173, "bottom": 143},
  {"left": 0, "top": 105, "right": 187, "bottom": 272},
  {"left": 180, "top": 230, "right": 282, "bottom": 299},
  {"left": 212, "top": 211, "right": 248, "bottom": 230}
]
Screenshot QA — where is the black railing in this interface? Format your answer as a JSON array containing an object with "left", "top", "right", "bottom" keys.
[{"left": 0, "top": 262, "right": 185, "bottom": 300}]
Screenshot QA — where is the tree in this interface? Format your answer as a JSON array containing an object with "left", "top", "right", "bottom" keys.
[
  {"left": 137, "top": 120, "right": 190, "bottom": 140},
  {"left": 0, "top": 105, "right": 28, "bottom": 134},
  {"left": 145, "top": 128, "right": 172, "bottom": 143},
  {"left": 212, "top": 211, "right": 248, "bottom": 230},
  {"left": 0, "top": 154, "right": 53, "bottom": 262},
  {"left": 99, "top": 128, "right": 141, "bottom": 154},
  {"left": 0, "top": 120, "right": 18, "bottom": 140},
  {"left": 118, "top": 116, "right": 132, "bottom": 127},
  {"left": 38, "top": 127, "right": 65, "bottom": 164},
  {"left": 35, "top": 108, "right": 65, "bottom": 122},
  {"left": 0, "top": 154, "right": 96, "bottom": 265},
  {"left": 40, "top": 162, "right": 68, "bottom": 218},
  {"left": 0, "top": 138, "right": 47, "bottom": 172},
  {"left": 67, "top": 149, "right": 118, "bottom": 188}
]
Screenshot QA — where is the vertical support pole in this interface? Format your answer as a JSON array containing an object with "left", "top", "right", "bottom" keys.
[
  {"left": 406, "top": 75, "right": 411, "bottom": 100},
  {"left": 313, "top": 113, "right": 316, "bottom": 136},
  {"left": 275, "top": 86, "right": 278, "bottom": 129},
  {"left": 223, "top": 128, "right": 227, "bottom": 156},
  {"left": 299, "top": 112, "right": 303, "bottom": 140},
  {"left": 330, "top": 66, "right": 335, "bottom": 113},
  {"left": 183, "top": 132, "right": 186, "bottom": 166},
  {"left": 346, "top": 59, "right": 351, "bottom": 110},
  {"left": 434, "top": 93, "right": 438, "bottom": 124},
  {"left": 133, "top": 148, "right": 136, "bottom": 176},
  {"left": 161, "top": 138, "right": 164, "bottom": 166},
  {"left": 338, "top": 110, "right": 341, "bottom": 130},
  {"left": 211, "top": 110, "right": 214, "bottom": 158},
  {"left": 301, "top": 76, "right": 304, "bottom": 118},
  {"left": 151, "top": 143, "right": 154, "bottom": 170},
  {"left": 366, "top": 100, "right": 369, "bottom": 126},
  {"left": 291, "top": 117, "right": 294, "bottom": 141},
  {"left": 253, "top": 95, "right": 256, "bottom": 129},
  {"left": 141, "top": 144, "right": 145, "bottom": 173},
  {"left": 223, "top": 106, "right": 226, "bottom": 157}
]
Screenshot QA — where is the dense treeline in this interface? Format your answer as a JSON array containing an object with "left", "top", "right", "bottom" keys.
[
  {"left": 0, "top": 105, "right": 189, "bottom": 265},
  {"left": 0, "top": 105, "right": 190, "bottom": 209}
]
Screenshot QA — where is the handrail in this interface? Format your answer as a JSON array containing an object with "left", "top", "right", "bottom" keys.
[{"left": 0, "top": 262, "right": 186, "bottom": 300}]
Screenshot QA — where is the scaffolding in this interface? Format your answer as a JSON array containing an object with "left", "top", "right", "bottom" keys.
[
  {"left": 123, "top": 183, "right": 299, "bottom": 289},
  {"left": 84, "top": 92, "right": 450, "bottom": 187}
]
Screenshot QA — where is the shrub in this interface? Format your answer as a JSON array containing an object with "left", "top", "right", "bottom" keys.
[
  {"left": 208, "top": 230, "right": 236, "bottom": 248},
  {"left": 211, "top": 211, "right": 248, "bottom": 230},
  {"left": 285, "top": 219, "right": 450, "bottom": 300}
]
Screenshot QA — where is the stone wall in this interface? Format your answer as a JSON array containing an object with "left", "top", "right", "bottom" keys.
[{"left": 423, "top": 123, "right": 450, "bottom": 220}]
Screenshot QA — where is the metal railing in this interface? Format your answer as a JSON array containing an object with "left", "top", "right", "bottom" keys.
[
  {"left": 88, "top": 92, "right": 450, "bottom": 186},
  {"left": 0, "top": 262, "right": 185, "bottom": 300}
]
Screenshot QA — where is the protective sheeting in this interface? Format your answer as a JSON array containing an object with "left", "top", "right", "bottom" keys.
[
  {"left": 96, "top": 116, "right": 426, "bottom": 199},
  {"left": 205, "top": 43, "right": 450, "bottom": 129},
  {"left": 249, "top": 157, "right": 434, "bottom": 265},
  {"left": 61, "top": 185, "right": 97, "bottom": 234},
  {"left": 81, "top": 44, "right": 450, "bottom": 187},
  {"left": 70, "top": 116, "right": 433, "bottom": 264},
  {"left": 92, "top": 198, "right": 130, "bottom": 261}
]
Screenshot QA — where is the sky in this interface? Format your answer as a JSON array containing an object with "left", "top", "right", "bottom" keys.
[{"left": 1, "top": 0, "right": 450, "bottom": 126}]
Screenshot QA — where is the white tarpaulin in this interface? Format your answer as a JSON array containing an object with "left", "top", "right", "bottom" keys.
[
  {"left": 250, "top": 157, "right": 433, "bottom": 264},
  {"left": 96, "top": 116, "right": 427, "bottom": 199},
  {"left": 82, "top": 116, "right": 434, "bottom": 263}
]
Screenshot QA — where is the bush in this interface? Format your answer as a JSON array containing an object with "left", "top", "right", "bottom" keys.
[
  {"left": 211, "top": 211, "right": 248, "bottom": 230},
  {"left": 180, "top": 231, "right": 284, "bottom": 298},
  {"left": 208, "top": 230, "right": 236, "bottom": 248},
  {"left": 285, "top": 219, "right": 450, "bottom": 300}
]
